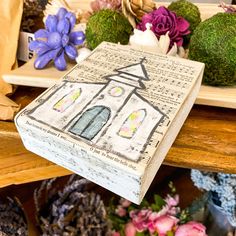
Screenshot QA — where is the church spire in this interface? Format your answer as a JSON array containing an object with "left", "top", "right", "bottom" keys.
[{"left": 105, "top": 58, "right": 149, "bottom": 89}]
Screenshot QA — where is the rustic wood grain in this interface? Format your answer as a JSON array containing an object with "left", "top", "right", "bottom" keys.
[
  {"left": 0, "top": 121, "right": 71, "bottom": 187},
  {"left": 165, "top": 105, "right": 236, "bottom": 173},
  {"left": 0, "top": 87, "right": 234, "bottom": 188}
]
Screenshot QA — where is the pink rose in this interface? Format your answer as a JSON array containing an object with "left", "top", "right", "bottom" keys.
[
  {"left": 152, "top": 215, "right": 178, "bottom": 235},
  {"left": 175, "top": 221, "right": 208, "bottom": 236},
  {"left": 115, "top": 206, "right": 127, "bottom": 217},
  {"left": 124, "top": 222, "right": 137, "bottom": 236},
  {"left": 130, "top": 209, "right": 152, "bottom": 231}
]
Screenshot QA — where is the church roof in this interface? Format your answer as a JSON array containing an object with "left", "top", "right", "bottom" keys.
[{"left": 115, "top": 58, "right": 149, "bottom": 81}]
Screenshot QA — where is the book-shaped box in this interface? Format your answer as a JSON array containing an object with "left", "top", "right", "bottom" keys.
[{"left": 15, "top": 42, "right": 204, "bottom": 204}]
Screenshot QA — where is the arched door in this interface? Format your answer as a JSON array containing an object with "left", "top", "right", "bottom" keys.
[{"left": 69, "top": 105, "right": 111, "bottom": 141}]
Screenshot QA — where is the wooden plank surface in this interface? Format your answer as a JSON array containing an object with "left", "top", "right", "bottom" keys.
[
  {"left": 195, "top": 85, "right": 236, "bottom": 109},
  {"left": 0, "top": 86, "right": 235, "bottom": 188},
  {"left": 3, "top": 59, "right": 76, "bottom": 88},
  {"left": 3, "top": 59, "right": 236, "bottom": 109},
  {"left": 165, "top": 105, "right": 236, "bottom": 173}
]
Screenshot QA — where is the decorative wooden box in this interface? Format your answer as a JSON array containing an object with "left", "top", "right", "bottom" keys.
[{"left": 15, "top": 42, "right": 204, "bottom": 203}]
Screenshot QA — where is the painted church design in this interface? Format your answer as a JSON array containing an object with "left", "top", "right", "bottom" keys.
[{"left": 30, "top": 59, "right": 165, "bottom": 161}]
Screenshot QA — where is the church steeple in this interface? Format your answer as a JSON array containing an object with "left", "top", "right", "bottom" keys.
[{"left": 105, "top": 58, "right": 149, "bottom": 89}]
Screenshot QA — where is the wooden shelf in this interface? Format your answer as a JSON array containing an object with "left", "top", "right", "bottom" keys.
[{"left": 0, "top": 86, "right": 235, "bottom": 188}]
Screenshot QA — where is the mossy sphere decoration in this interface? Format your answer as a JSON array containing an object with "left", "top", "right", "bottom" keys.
[
  {"left": 85, "top": 9, "right": 133, "bottom": 50},
  {"left": 168, "top": 0, "right": 201, "bottom": 36},
  {"left": 189, "top": 13, "right": 236, "bottom": 86}
]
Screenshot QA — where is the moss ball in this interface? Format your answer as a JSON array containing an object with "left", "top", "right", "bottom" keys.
[
  {"left": 85, "top": 9, "right": 133, "bottom": 50},
  {"left": 189, "top": 13, "right": 236, "bottom": 86},
  {"left": 168, "top": 0, "right": 201, "bottom": 37}
]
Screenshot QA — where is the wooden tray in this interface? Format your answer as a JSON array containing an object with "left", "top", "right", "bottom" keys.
[
  {"left": 2, "top": 3, "right": 236, "bottom": 109},
  {"left": 3, "top": 58, "right": 236, "bottom": 109}
]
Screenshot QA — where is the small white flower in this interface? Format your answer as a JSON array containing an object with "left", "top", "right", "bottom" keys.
[{"left": 129, "top": 23, "right": 185, "bottom": 58}]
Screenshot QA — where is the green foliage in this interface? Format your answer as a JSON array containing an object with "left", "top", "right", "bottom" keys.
[
  {"left": 85, "top": 9, "right": 133, "bottom": 50},
  {"left": 167, "top": 231, "right": 174, "bottom": 236},
  {"left": 178, "top": 209, "right": 191, "bottom": 224},
  {"left": 136, "top": 232, "right": 148, "bottom": 236},
  {"left": 108, "top": 197, "right": 128, "bottom": 233},
  {"left": 168, "top": 0, "right": 201, "bottom": 42},
  {"left": 189, "top": 13, "right": 236, "bottom": 86},
  {"left": 151, "top": 195, "right": 166, "bottom": 212}
]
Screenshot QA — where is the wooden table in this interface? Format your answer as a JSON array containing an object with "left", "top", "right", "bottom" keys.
[{"left": 0, "top": 86, "right": 235, "bottom": 188}]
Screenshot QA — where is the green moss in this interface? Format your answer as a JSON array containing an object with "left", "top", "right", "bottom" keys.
[
  {"left": 168, "top": 0, "right": 201, "bottom": 43},
  {"left": 189, "top": 13, "right": 236, "bottom": 86},
  {"left": 85, "top": 9, "right": 133, "bottom": 50}
]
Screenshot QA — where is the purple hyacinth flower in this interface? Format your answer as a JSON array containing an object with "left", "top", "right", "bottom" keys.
[
  {"left": 29, "top": 7, "right": 85, "bottom": 71},
  {"left": 57, "top": 7, "right": 68, "bottom": 20}
]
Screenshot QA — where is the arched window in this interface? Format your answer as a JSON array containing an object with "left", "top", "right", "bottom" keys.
[
  {"left": 118, "top": 109, "right": 146, "bottom": 139},
  {"left": 53, "top": 88, "right": 81, "bottom": 113},
  {"left": 69, "top": 105, "right": 111, "bottom": 141}
]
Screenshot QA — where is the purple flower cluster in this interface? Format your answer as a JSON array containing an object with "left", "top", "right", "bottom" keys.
[
  {"left": 137, "top": 6, "right": 190, "bottom": 47},
  {"left": 30, "top": 8, "right": 85, "bottom": 71}
]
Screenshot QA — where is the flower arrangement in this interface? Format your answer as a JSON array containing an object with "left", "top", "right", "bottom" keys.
[
  {"left": 29, "top": 0, "right": 191, "bottom": 70},
  {"left": 108, "top": 182, "right": 207, "bottom": 236},
  {"left": 0, "top": 175, "right": 207, "bottom": 236},
  {"left": 28, "top": 0, "right": 236, "bottom": 86}
]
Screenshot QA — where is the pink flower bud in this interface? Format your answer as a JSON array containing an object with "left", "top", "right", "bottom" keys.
[
  {"left": 124, "top": 222, "right": 137, "bottom": 236},
  {"left": 165, "top": 194, "right": 179, "bottom": 207},
  {"left": 115, "top": 205, "right": 127, "bottom": 217}
]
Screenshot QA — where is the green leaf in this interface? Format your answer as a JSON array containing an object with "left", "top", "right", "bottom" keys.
[
  {"left": 152, "top": 232, "right": 159, "bottom": 236},
  {"left": 167, "top": 231, "right": 174, "bottom": 236},
  {"left": 151, "top": 203, "right": 159, "bottom": 211},
  {"left": 136, "top": 232, "right": 146, "bottom": 236},
  {"left": 154, "top": 195, "right": 165, "bottom": 208},
  {"left": 140, "top": 198, "right": 149, "bottom": 208},
  {"left": 128, "top": 205, "right": 137, "bottom": 212},
  {"left": 177, "top": 209, "right": 191, "bottom": 224}
]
